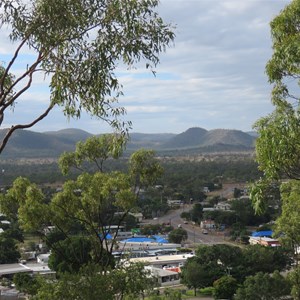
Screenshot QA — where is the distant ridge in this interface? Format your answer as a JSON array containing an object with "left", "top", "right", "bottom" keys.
[
  {"left": 161, "top": 127, "right": 207, "bottom": 149},
  {"left": 0, "top": 127, "right": 256, "bottom": 159},
  {"left": 154, "top": 127, "right": 255, "bottom": 150}
]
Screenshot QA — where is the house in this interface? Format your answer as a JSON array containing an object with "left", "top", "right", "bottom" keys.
[
  {"left": 202, "top": 207, "right": 216, "bottom": 212},
  {"left": 215, "top": 201, "right": 231, "bottom": 211},
  {"left": 146, "top": 266, "right": 180, "bottom": 287},
  {"left": 203, "top": 187, "right": 210, "bottom": 193},
  {"left": 249, "top": 236, "right": 280, "bottom": 247},
  {"left": 200, "top": 220, "right": 215, "bottom": 230},
  {"left": 36, "top": 253, "right": 50, "bottom": 264},
  {"left": 1, "top": 220, "right": 10, "bottom": 225},
  {"left": 167, "top": 200, "right": 182, "bottom": 207},
  {"left": 129, "top": 212, "right": 143, "bottom": 222}
]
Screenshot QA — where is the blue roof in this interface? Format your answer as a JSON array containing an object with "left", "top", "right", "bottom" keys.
[
  {"left": 122, "top": 237, "right": 155, "bottom": 243},
  {"left": 251, "top": 230, "right": 273, "bottom": 237},
  {"left": 152, "top": 235, "right": 169, "bottom": 243},
  {"left": 99, "top": 232, "right": 112, "bottom": 240},
  {"left": 122, "top": 235, "right": 169, "bottom": 243}
]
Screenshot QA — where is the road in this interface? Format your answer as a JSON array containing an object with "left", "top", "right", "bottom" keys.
[{"left": 143, "top": 205, "right": 228, "bottom": 246}]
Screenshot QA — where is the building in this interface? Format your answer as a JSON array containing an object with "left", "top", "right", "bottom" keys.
[
  {"left": 146, "top": 266, "right": 180, "bottom": 287},
  {"left": 249, "top": 236, "right": 280, "bottom": 247},
  {"left": 0, "top": 262, "right": 53, "bottom": 277},
  {"left": 167, "top": 200, "right": 182, "bottom": 207},
  {"left": 129, "top": 253, "right": 194, "bottom": 269},
  {"left": 215, "top": 201, "right": 231, "bottom": 211},
  {"left": 200, "top": 220, "right": 215, "bottom": 230}
]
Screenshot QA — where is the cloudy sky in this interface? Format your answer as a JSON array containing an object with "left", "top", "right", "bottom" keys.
[{"left": 0, "top": 0, "right": 291, "bottom": 134}]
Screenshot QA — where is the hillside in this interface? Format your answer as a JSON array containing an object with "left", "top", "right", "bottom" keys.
[
  {"left": 0, "top": 129, "right": 91, "bottom": 159},
  {"left": 161, "top": 127, "right": 208, "bottom": 149},
  {"left": 0, "top": 127, "right": 256, "bottom": 159}
]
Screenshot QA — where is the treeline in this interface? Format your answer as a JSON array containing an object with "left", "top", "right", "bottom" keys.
[{"left": 0, "top": 158, "right": 261, "bottom": 192}]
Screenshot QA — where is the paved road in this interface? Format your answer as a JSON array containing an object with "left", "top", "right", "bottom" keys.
[{"left": 143, "top": 205, "right": 227, "bottom": 246}]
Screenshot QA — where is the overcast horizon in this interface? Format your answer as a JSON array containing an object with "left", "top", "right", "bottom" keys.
[{"left": 0, "top": 0, "right": 290, "bottom": 135}]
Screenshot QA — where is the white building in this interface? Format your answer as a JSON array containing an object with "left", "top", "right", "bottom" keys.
[{"left": 129, "top": 253, "right": 194, "bottom": 269}]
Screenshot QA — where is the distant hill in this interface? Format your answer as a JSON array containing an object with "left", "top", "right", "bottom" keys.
[
  {"left": 161, "top": 127, "right": 208, "bottom": 149},
  {"left": 0, "top": 127, "right": 256, "bottom": 159},
  {"left": 0, "top": 128, "right": 92, "bottom": 158},
  {"left": 158, "top": 127, "right": 255, "bottom": 150},
  {"left": 44, "top": 128, "right": 92, "bottom": 143}
]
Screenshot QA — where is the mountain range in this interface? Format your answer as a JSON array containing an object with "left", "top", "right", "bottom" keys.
[{"left": 0, "top": 127, "right": 256, "bottom": 159}]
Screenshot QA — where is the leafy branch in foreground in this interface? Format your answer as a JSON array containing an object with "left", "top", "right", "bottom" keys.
[{"left": 0, "top": 0, "right": 175, "bottom": 153}]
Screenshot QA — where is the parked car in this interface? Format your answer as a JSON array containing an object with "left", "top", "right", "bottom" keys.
[{"left": 202, "top": 229, "right": 208, "bottom": 234}]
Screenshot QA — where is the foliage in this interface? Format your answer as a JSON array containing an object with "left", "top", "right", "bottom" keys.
[
  {"left": 59, "top": 134, "right": 126, "bottom": 175},
  {"left": 137, "top": 192, "right": 169, "bottom": 219},
  {"left": 192, "top": 244, "right": 290, "bottom": 286},
  {"left": 189, "top": 203, "right": 203, "bottom": 224},
  {"left": 195, "top": 244, "right": 242, "bottom": 282},
  {"left": 240, "top": 245, "right": 291, "bottom": 280},
  {"left": 234, "top": 271, "right": 291, "bottom": 300},
  {"left": 203, "top": 210, "right": 236, "bottom": 228},
  {"left": 33, "top": 262, "right": 156, "bottom": 300},
  {"left": 112, "top": 213, "right": 138, "bottom": 231},
  {"left": 181, "top": 258, "right": 212, "bottom": 296},
  {"left": 254, "top": 0, "right": 300, "bottom": 181},
  {"left": 0, "top": 0, "right": 174, "bottom": 152},
  {"left": 230, "top": 198, "right": 272, "bottom": 226},
  {"left": 275, "top": 180, "right": 300, "bottom": 261},
  {"left": 129, "top": 149, "right": 164, "bottom": 192},
  {"left": 3, "top": 146, "right": 163, "bottom": 271},
  {"left": 287, "top": 266, "right": 300, "bottom": 300},
  {"left": 0, "top": 177, "right": 32, "bottom": 221},
  {"left": 48, "top": 236, "right": 93, "bottom": 273},
  {"left": 249, "top": 178, "right": 281, "bottom": 215},
  {"left": 161, "top": 159, "right": 261, "bottom": 202},
  {"left": 180, "top": 211, "right": 191, "bottom": 221},
  {"left": 1, "top": 221, "right": 24, "bottom": 242},
  {"left": 252, "top": 0, "right": 300, "bottom": 213},
  {"left": 213, "top": 275, "right": 238, "bottom": 300},
  {"left": 0, "top": 156, "right": 261, "bottom": 193},
  {"left": 13, "top": 273, "right": 40, "bottom": 296},
  {"left": 0, "top": 236, "right": 20, "bottom": 263},
  {"left": 140, "top": 224, "right": 163, "bottom": 236},
  {"left": 161, "top": 288, "right": 182, "bottom": 300},
  {"left": 168, "top": 228, "right": 188, "bottom": 244}
]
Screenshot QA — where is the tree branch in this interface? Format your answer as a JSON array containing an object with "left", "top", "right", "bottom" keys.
[
  {"left": 0, "top": 37, "right": 29, "bottom": 97},
  {"left": 0, "top": 102, "right": 55, "bottom": 154}
]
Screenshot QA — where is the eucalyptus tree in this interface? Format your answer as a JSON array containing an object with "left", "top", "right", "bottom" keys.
[
  {"left": 275, "top": 180, "right": 300, "bottom": 265},
  {"left": 0, "top": 0, "right": 175, "bottom": 153},
  {"left": 251, "top": 0, "right": 300, "bottom": 213},
  {"left": 234, "top": 271, "right": 291, "bottom": 300},
  {"left": 1, "top": 141, "right": 163, "bottom": 272},
  {"left": 58, "top": 134, "right": 127, "bottom": 174}
]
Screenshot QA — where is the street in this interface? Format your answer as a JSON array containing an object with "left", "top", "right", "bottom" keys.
[{"left": 143, "top": 204, "right": 228, "bottom": 246}]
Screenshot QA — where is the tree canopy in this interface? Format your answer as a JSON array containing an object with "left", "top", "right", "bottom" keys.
[
  {"left": 0, "top": 0, "right": 175, "bottom": 153},
  {"left": 235, "top": 271, "right": 291, "bottom": 300},
  {"left": 251, "top": 0, "right": 300, "bottom": 213}
]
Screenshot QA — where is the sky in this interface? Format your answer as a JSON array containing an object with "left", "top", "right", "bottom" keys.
[{"left": 0, "top": 0, "right": 291, "bottom": 135}]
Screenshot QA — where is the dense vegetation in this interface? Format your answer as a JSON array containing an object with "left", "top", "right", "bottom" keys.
[{"left": 0, "top": 157, "right": 261, "bottom": 192}]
